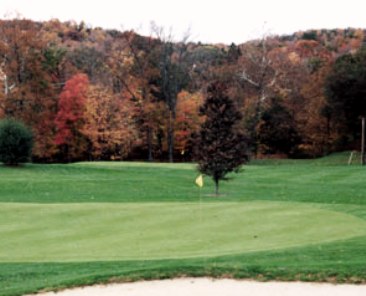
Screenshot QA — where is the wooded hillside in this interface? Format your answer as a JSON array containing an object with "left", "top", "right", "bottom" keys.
[{"left": 0, "top": 18, "right": 365, "bottom": 162}]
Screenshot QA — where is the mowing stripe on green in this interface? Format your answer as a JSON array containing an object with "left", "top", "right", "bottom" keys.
[{"left": 1, "top": 201, "right": 365, "bottom": 262}]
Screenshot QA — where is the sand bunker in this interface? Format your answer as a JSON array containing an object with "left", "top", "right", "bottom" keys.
[{"left": 28, "top": 277, "right": 366, "bottom": 296}]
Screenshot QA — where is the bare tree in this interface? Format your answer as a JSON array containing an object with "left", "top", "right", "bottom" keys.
[
  {"left": 0, "top": 59, "right": 17, "bottom": 116},
  {"left": 240, "top": 35, "right": 277, "bottom": 111},
  {"left": 151, "top": 23, "right": 190, "bottom": 162},
  {"left": 238, "top": 33, "right": 279, "bottom": 152}
]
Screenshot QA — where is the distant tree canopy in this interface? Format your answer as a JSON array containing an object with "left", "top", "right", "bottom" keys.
[
  {"left": 324, "top": 48, "right": 366, "bottom": 148},
  {"left": 194, "top": 82, "right": 248, "bottom": 195},
  {"left": 0, "top": 19, "right": 366, "bottom": 162}
]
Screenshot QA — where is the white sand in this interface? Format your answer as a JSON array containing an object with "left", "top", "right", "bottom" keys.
[{"left": 27, "top": 277, "right": 366, "bottom": 296}]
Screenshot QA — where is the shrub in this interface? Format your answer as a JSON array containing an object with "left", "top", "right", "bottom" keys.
[{"left": 0, "top": 119, "right": 33, "bottom": 165}]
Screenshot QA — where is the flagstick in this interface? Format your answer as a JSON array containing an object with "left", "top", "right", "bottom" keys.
[
  {"left": 199, "top": 186, "right": 202, "bottom": 223},
  {"left": 195, "top": 174, "right": 204, "bottom": 264},
  {"left": 198, "top": 184, "right": 204, "bottom": 269}
]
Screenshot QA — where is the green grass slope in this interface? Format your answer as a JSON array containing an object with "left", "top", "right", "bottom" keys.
[
  {"left": 0, "top": 155, "right": 365, "bottom": 295},
  {"left": 0, "top": 158, "right": 365, "bottom": 204}
]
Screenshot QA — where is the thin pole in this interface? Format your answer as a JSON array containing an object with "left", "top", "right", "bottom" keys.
[
  {"left": 199, "top": 186, "right": 202, "bottom": 223},
  {"left": 361, "top": 117, "right": 365, "bottom": 166},
  {"left": 348, "top": 151, "right": 354, "bottom": 165}
]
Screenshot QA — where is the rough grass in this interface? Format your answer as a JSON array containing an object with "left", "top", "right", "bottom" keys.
[{"left": 0, "top": 152, "right": 366, "bottom": 295}]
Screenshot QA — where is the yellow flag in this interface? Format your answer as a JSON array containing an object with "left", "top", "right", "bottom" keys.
[{"left": 195, "top": 174, "right": 203, "bottom": 188}]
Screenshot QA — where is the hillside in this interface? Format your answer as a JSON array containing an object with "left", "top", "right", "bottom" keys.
[{"left": 0, "top": 18, "right": 365, "bottom": 162}]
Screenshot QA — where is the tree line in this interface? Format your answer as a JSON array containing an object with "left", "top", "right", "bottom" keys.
[{"left": 0, "top": 19, "right": 365, "bottom": 163}]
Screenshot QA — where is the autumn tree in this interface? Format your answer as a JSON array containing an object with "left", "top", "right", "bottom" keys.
[
  {"left": 238, "top": 36, "right": 279, "bottom": 153},
  {"left": 106, "top": 31, "right": 164, "bottom": 161},
  {"left": 195, "top": 82, "right": 248, "bottom": 195},
  {"left": 0, "top": 19, "right": 62, "bottom": 161},
  {"left": 175, "top": 90, "right": 204, "bottom": 158},
  {"left": 54, "top": 73, "right": 89, "bottom": 161},
  {"left": 152, "top": 24, "right": 190, "bottom": 162},
  {"left": 82, "top": 85, "right": 138, "bottom": 160},
  {"left": 298, "top": 61, "right": 333, "bottom": 155},
  {"left": 263, "top": 39, "right": 333, "bottom": 156},
  {"left": 0, "top": 19, "right": 45, "bottom": 115},
  {"left": 123, "top": 32, "right": 162, "bottom": 161}
]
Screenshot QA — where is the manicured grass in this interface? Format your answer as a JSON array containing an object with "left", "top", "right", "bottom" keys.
[
  {"left": 1, "top": 202, "right": 365, "bottom": 262},
  {"left": 0, "top": 153, "right": 366, "bottom": 295},
  {"left": 0, "top": 156, "right": 365, "bottom": 205}
]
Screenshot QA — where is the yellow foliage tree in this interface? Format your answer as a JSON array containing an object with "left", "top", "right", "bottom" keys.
[{"left": 83, "top": 85, "right": 138, "bottom": 160}]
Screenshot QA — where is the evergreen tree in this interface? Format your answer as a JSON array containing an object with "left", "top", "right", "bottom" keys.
[
  {"left": 194, "top": 82, "right": 248, "bottom": 195},
  {"left": 0, "top": 119, "right": 33, "bottom": 166}
]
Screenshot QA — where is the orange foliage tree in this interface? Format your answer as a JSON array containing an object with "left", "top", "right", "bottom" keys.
[
  {"left": 175, "top": 90, "right": 204, "bottom": 157},
  {"left": 82, "top": 85, "right": 138, "bottom": 160}
]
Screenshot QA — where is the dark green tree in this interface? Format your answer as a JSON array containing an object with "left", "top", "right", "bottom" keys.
[
  {"left": 324, "top": 48, "right": 366, "bottom": 148},
  {"left": 257, "top": 98, "right": 300, "bottom": 156},
  {"left": 194, "top": 82, "right": 248, "bottom": 195},
  {"left": 0, "top": 119, "right": 33, "bottom": 165}
]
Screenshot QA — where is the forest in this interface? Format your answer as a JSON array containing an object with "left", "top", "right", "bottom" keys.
[{"left": 0, "top": 18, "right": 365, "bottom": 162}]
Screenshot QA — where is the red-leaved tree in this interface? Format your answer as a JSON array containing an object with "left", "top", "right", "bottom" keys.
[{"left": 55, "top": 73, "right": 89, "bottom": 161}]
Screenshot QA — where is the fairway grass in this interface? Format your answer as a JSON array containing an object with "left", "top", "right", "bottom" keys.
[{"left": 1, "top": 201, "right": 366, "bottom": 262}]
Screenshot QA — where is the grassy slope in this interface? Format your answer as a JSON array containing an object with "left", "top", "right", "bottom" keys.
[
  {"left": 0, "top": 154, "right": 365, "bottom": 205},
  {"left": 1, "top": 152, "right": 366, "bottom": 295}
]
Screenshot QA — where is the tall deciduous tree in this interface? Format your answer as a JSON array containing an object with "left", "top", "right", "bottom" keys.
[
  {"left": 0, "top": 19, "right": 61, "bottom": 161},
  {"left": 82, "top": 85, "right": 138, "bottom": 160},
  {"left": 54, "top": 73, "right": 89, "bottom": 161},
  {"left": 194, "top": 82, "right": 248, "bottom": 195},
  {"left": 152, "top": 24, "right": 190, "bottom": 162},
  {"left": 239, "top": 36, "right": 278, "bottom": 153},
  {"left": 175, "top": 90, "right": 204, "bottom": 158},
  {"left": 122, "top": 32, "right": 162, "bottom": 161},
  {"left": 324, "top": 48, "right": 366, "bottom": 149}
]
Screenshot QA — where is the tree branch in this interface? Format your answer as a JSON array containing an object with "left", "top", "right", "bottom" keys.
[{"left": 240, "top": 71, "right": 260, "bottom": 88}]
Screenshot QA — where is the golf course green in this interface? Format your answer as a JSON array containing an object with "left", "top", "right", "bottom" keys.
[
  {"left": 0, "top": 153, "right": 366, "bottom": 296},
  {"left": 1, "top": 202, "right": 365, "bottom": 262}
]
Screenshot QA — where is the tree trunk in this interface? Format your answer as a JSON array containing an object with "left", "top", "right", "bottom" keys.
[
  {"left": 147, "top": 126, "right": 153, "bottom": 162},
  {"left": 4, "top": 75, "right": 9, "bottom": 95},
  {"left": 215, "top": 179, "right": 219, "bottom": 196},
  {"left": 168, "top": 110, "right": 174, "bottom": 163},
  {"left": 362, "top": 116, "right": 365, "bottom": 166}
]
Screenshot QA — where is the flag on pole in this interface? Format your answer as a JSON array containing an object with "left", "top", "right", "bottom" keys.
[{"left": 195, "top": 174, "right": 203, "bottom": 188}]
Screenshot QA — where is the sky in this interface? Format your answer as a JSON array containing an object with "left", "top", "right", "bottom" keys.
[{"left": 1, "top": 0, "right": 366, "bottom": 44}]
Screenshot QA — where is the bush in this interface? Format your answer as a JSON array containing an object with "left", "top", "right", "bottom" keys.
[{"left": 0, "top": 119, "right": 33, "bottom": 165}]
